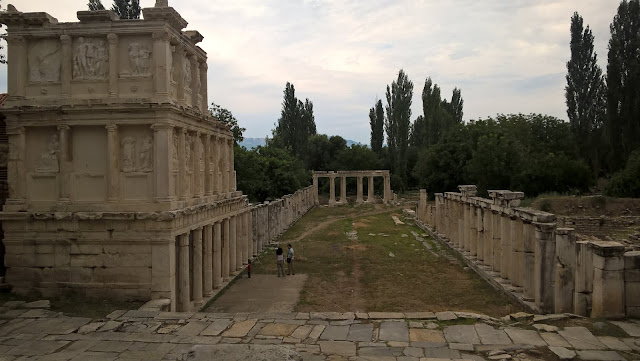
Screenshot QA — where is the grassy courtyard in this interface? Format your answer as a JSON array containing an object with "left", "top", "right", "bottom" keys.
[{"left": 250, "top": 204, "right": 521, "bottom": 317}]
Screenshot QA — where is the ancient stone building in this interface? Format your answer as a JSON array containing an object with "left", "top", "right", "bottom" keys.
[{"left": 0, "top": 3, "right": 256, "bottom": 311}]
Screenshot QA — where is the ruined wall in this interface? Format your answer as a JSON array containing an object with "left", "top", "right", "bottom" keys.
[
  {"left": 557, "top": 216, "right": 640, "bottom": 238},
  {"left": 416, "top": 185, "right": 640, "bottom": 319}
]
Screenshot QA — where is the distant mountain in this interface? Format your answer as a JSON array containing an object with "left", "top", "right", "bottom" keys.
[{"left": 239, "top": 137, "right": 363, "bottom": 149}]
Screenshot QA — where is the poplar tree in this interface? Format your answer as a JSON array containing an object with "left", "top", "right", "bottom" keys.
[
  {"left": 274, "top": 82, "right": 317, "bottom": 156},
  {"left": 565, "top": 12, "right": 606, "bottom": 172},
  {"left": 385, "top": 69, "right": 413, "bottom": 189},
  {"left": 87, "top": 0, "right": 105, "bottom": 11},
  {"left": 606, "top": 0, "right": 640, "bottom": 170},
  {"left": 369, "top": 99, "right": 384, "bottom": 154},
  {"left": 111, "top": 0, "right": 141, "bottom": 19}
]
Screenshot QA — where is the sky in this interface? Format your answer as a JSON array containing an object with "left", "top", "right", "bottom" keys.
[{"left": 4, "top": 0, "right": 618, "bottom": 144}]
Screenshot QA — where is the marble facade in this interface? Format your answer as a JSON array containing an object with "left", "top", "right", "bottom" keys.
[{"left": 0, "top": 3, "right": 259, "bottom": 312}]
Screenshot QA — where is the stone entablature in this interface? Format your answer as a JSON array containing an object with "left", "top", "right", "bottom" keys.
[
  {"left": 1, "top": 5, "right": 207, "bottom": 110},
  {"left": 416, "top": 185, "right": 640, "bottom": 319},
  {"left": 312, "top": 170, "right": 392, "bottom": 206}
]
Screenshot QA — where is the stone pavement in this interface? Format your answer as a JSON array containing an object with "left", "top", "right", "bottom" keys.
[{"left": 1, "top": 302, "right": 640, "bottom": 360}]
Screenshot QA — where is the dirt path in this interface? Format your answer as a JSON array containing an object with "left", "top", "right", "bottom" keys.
[{"left": 291, "top": 206, "right": 398, "bottom": 242}]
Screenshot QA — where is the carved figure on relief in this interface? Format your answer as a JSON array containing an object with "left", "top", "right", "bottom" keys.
[
  {"left": 28, "top": 40, "right": 61, "bottom": 82},
  {"left": 121, "top": 136, "right": 136, "bottom": 172},
  {"left": 184, "top": 59, "right": 192, "bottom": 86},
  {"left": 185, "top": 134, "right": 192, "bottom": 170},
  {"left": 73, "top": 37, "right": 109, "bottom": 80},
  {"left": 172, "top": 132, "right": 178, "bottom": 169},
  {"left": 128, "top": 43, "right": 151, "bottom": 76},
  {"left": 35, "top": 134, "right": 60, "bottom": 173},
  {"left": 139, "top": 136, "right": 153, "bottom": 172}
]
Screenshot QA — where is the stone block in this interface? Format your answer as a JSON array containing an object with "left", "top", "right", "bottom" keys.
[
  {"left": 69, "top": 244, "right": 103, "bottom": 255},
  {"left": 69, "top": 267, "right": 94, "bottom": 283},
  {"left": 625, "top": 251, "right": 640, "bottom": 269},
  {"left": 93, "top": 267, "right": 151, "bottom": 284},
  {"left": 593, "top": 254, "right": 624, "bottom": 271},
  {"left": 70, "top": 255, "right": 104, "bottom": 268},
  {"left": 626, "top": 281, "right": 640, "bottom": 307},
  {"left": 592, "top": 268, "right": 625, "bottom": 318}
]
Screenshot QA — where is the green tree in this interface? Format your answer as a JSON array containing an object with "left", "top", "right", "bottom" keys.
[
  {"left": 88, "top": 0, "right": 105, "bottom": 10},
  {"left": 111, "top": 0, "right": 141, "bottom": 19},
  {"left": 273, "top": 82, "right": 317, "bottom": 156},
  {"left": 565, "top": 12, "right": 606, "bottom": 173},
  {"left": 385, "top": 69, "right": 413, "bottom": 190},
  {"left": 330, "top": 145, "right": 382, "bottom": 171},
  {"left": 605, "top": 149, "right": 640, "bottom": 197},
  {"left": 606, "top": 0, "right": 640, "bottom": 170},
  {"left": 210, "top": 102, "right": 245, "bottom": 144},
  {"left": 416, "top": 77, "right": 460, "bottom": 148},
  {"left": 369, "top": 99, "right": 384, "bottom": 154},
  {"left": 449, "top": 87, "right": 464, "bottom": 124}
]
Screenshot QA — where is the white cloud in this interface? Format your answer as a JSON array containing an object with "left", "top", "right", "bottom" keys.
[{"left": 2, "top": 0, "right": 619, "bottom": 143}]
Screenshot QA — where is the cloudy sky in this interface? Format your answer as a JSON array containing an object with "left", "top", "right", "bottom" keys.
[{"left": 5, "top": 0, "right": 617, "bottom": 144}]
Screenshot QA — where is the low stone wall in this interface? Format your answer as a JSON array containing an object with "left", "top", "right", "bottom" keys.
[
  {"left": 251, "top": 186, "right": 314, "bottom": 256},
  {"left": 416, "top": 185, "right": 640, "bottom": 319},
  {"left": 557, "top": 215, "right": 640, "bottom": 238}
]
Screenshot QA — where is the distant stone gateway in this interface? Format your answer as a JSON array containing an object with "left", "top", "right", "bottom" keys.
[{"left": 0, "top": 3, "right": 313, "bottom": 311}]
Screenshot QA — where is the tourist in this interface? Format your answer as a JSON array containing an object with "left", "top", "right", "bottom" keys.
[
  {"left": 247, "top": 260, "right": 252, "bottom": 278},
  {"left": 287, "top": 244, "right": 295, "bottom": 275},
  {"left": 276, "top": 247, "right": 285, "bottom": 277}
]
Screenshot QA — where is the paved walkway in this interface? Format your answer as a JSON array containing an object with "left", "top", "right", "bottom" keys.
[
  {"left": 205, "top": 274, "right": 308, "bottom": 313},
  {"left": 1, "top": 302, "right": 640, "bottom": 360}
]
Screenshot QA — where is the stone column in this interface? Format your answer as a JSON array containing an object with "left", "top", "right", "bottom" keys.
[
  {"left": 194, "top": 131, "right": 203, "bottom": 197},
  {"left": 203, "top": 224, "right": 213, "bottom": 296},
  {"left": 222, "top": 218, "right": 230, "bottom": 281},
  {"left": 482, "top": 206, "right": 493, "bottom": 267},
  {"left": 192, "top": 227, "right": 203, "bottom": 306},
  {"left": 312, "top": 173, "right": 319, "bottom": 205},
  {"left": 152, "top": 238, "right": 176, "bottom": 309},
  {"left": 383, "top": 175, "right": 391, "bottom": 203},
  {"left": 367, "top": 176, "right": 375, "bottom": 203},
  {"left": 522, "top": 220, "right": 536, "bottom": 301},
  {"left": 60, "top": 35, "right": 72, "bottom": 97},
  {"left": 178, "top": 129, "right": 188, "bottom": 201},
  {"left": 329, "top": 175, "right": 336, "bottom": 206},
  {"left": 107, "top": 33, "right": 118, "bottom": 97},
  {"left": 153, "top": 124, "right": 174, "bottom": 202},
  {"left": 178, "top": 233, "right": 191, "bottom": 311},
  {"left": 152, "top": 31, "right": 171, "bottom": 98},
  {"left": 574, "top": 240, "right": 593, "bottom": 316},
  {"left": 500, "top": 212, "right": 511, "bottom": 281},
  {"left": 213, "top": 221, "right": 222, "bottom": 288},
  {"left": 340, "top": 176, "right": 347, "bottom": 203},
  {"left": 491, "top": 210, "right": 502, "bottom": 273},
  {"left": 534, "top": 222, "right": 556, "bottom": 313},
  {"left": 6, "top": 35, "right": 26, "bottom": 99},
  {"left": 476, "top": 206, "right": 483, "bottom": 261},
  {"left": 105, "top": 124, "right": 119, "bottom": 202},
  {"left": 236, "top": 213, "right": 244, "bottom": 268},
  {"left": 591, "top": 241, "right": 626, "bottom": 318},
  {"left": 356, "top": 176, "right": 364, "bottom": 204},
  {"left": 199, "top": 62, "right": 208, "bottom": 112},
  {"left": 57, "top": 125, "right": 71, "bottom": 203},
  {"left": 190, "top": 55, "right": 200, "bottom": 109},
  {"left": 229, "top": 216, "right": 237, "bottom": 272},
  {"left": 221, "top": 137, "right": 229, "bottom": 194},
  {"left": 510, "top": 217, "right": 524, "bottom": 288},
  {"left": 228, "top": 138, "right": 235, "bottom": 192},
  {"left": 211, "top": 135, "right": 220, "bottom": 195},
  {"left": 204, "top": 134, "right": 212, "bottom": 196},
  {"left": 624, "top": 251, "right": 640, "bottom": 317},
  {"left": 249, "top": 210, "right": 256, "bottom": 257},
  {"left": 175, "top": 44, "right": 186, "bottom": 102},
  {"left": 554, "top": 228, "right": 576, "bottom": 313},
  {"left": 5, "top": 127, "right": 25, "bottom": 206}
]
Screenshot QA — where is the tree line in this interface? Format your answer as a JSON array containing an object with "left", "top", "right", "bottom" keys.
[{"left": 216, "top": 0, "right": 640, "bottom": 201}]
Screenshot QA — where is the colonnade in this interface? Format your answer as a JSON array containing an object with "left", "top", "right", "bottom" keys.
[
  {"left": 417, "top": 185, "right": 640, "bottom": 318},
  {"left": 312, "top": 170, "right": 392, "bottom": 206},
  {"left": 174, "top": 209, "right": 252, "bottom": 311}
]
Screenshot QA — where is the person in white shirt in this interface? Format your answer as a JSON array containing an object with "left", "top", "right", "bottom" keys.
[{"left": 287, "top": 244, "right": 295, "bottom": 275}]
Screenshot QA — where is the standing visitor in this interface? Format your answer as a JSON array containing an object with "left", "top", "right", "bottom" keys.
[
  {"left": 276, "top": 247, "right": 285, "bottom": 277},
  {"left": 287, "top": 244, "right": 295, "bottom": 275}
]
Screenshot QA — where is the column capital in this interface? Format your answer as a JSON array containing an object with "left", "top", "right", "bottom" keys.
[
  {"left": 105, "top": 124, "right": 118, "bottom": 131},
  {"left": 152, "top": 30, "right": 171, "bottom": 42},
  {"left": 60, "top": 34, "right": 72, "bottom": 44},
  {"left": 57, "top": 124, "right": 70, "bottom": 131},
  {"left": 181, "top": 128, "right": 188, "bottom": 134},
  {"left": 107, "top": 33, "right": 118, "bottom": 44},
  {"left": 6, "top": 126, "right": 25, "bottom": 136},
  {"left": 6, "top": 35, "right": 25, "bottom": 45},
  {"left": 151, "top": 123, "right": 174, "bottom": 131}
]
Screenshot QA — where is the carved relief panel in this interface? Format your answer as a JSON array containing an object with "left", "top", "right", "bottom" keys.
[
  {"left": 28, "top": 39, "right": 61, "bottom": 82},
  {"left": 120, "top": 132, "right": 154, "bottom": 173},
  {"left": 128, "top": 42, "right": 151, "bottom": 76},
  {"left": 73, "top": 37, "right": 109, "bottom": 80}
]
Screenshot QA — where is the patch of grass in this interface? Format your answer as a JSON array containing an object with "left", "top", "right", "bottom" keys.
[
  {"left": 253, "top": 205, "right": 520, "bottom": 316},
  {"left": 0, "top": 290, "right": 144, "bottom": 320}
]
